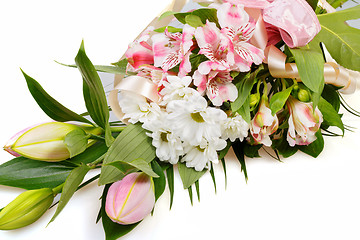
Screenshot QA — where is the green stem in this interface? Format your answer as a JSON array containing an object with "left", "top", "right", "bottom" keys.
[
  {"left": 88, "top": 134, "right": 105, "bottom": 141},
  {"left": 52, "top": 183, "right": 64, "bottom": 195},
  {"left": 88, "top": 153, "right": 106, "bottom": 168},
  {"left": 110, "top": 126, "right": 126, "bottom": 132}
]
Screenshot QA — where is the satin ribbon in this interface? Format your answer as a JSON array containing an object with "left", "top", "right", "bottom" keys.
[{"left": 266, "top": 45, "right": 356, "bottom": 94}]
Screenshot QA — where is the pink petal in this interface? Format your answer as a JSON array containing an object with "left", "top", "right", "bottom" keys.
[
  {"left": 181, "top": 24, "right": 195, "bottom": 54},
  {"left": 125, "top": 42, "right": 154, "bottom": 69},
  {"left": 193, "top": 70, "right": 207, "bottom": 94},
  {"left": 217, "top": 2, "right": 249, "bottom": 29},
  {"left": 152, "top": 33, "right": 179, "bottom": 68},
  {"left": 195, "top": 21, "right": 221, "bottom": 49},
  {"left": 178, "top": 51, "right": 192, "bottom": 77}
]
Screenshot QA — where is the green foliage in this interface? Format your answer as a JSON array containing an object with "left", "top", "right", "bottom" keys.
[
  {"left": 151, "top": 161, "right": 166, "bottom": 203},
  {"left": 21, "top": 70, "right": 92, "bottom": 125},
  {"left": 174, "top": 8, "right": 219, "bottom": 27},
  {"left": 232, "top": 140, "right": 248, "bottom": 181},
  {"left": 299, "top": 131, "right": 324, "bottom": 157},
  {"left": 269, "top": 86, "right": 293, "bottom": 115},
  {"left": 272, "top": 133, "right": 298, "bottom": 158},
  {"left": 178, "top": 162, "right": 206, "bottom": 189},
  {"left": 64, "top": 129, "right": 89, "bottom": 158},
  {"left": 165, "top": 166, "right": 175, "bottom": 209},
  {"left": 185, "top": 15, "right": 204, "bottom": 28},
  {"left": 243, "top": 144, "right": 262, "bottom": 158},
  {"left": 318, "top": 97, "right": 344, "bottom": 134},
  {"left": 306, "top": 0, "right": 319, "bottom": 9},
  {"left": 107, "top": 158, "right": 159, "bottom": 178},
  {"left": 99, "top": 124, "right": 156, "bottom": 185},
  {"left": 75, "top": 41, "right": 114, "bottom": 146},
  {"left": 313, "top": 5, "right": 360, "bottom": 71},
  {"left": 49, "top": 164, "right": 91, "bottom": 224}
]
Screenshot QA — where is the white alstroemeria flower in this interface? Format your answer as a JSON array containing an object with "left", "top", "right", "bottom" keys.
[
  {"left": 182, "top": 137, "right": 227, "bottom": 171},
  {"left": 221, "top": 113, "right": 249, "bottom": 142},
  {"left": 118, "top": 91, "right": 161, "bottom": 124},
  {"left": 143, "top": 113, "right": 184, "bottom": 164},
  {"left": 159, "top": 75, "right": 199, "bottom": 105},
  {"left": 166, "top": 94, "right": 227, "bottom": 146}
]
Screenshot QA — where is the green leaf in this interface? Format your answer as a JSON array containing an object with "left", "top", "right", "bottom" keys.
[
  {"left": 49, "top": 164, "right": 91, "bottom": 224},
  {"left": 269, "top": 86, "right": 293, "bottom": 115},
  {"left": 75, "top": 41, "right": 114, "bottom": 146},
  {"left": 237, "top": 96, "right": 251, "bottom": 123},
  {"left": 101, "top": 185, "right": 140, "bottom": 240},
  {"left": 64, "top": 129, "right": 89, "bottom": 158},
  {"left": 232, "top": 141, "right": 248, "bottom": 181},
  {"left": 313, "top": 5, "right": 360, "bottom": 71},
  {"left": 220, "top": 158, "right": 227, "bottom": 188},
  {"left": 175, "top": 8, "right": 219, "bottom": 26},
  {"left": 0, "top": 157, "right": 73, "bottom": 190},
  {"left": 299, "top": 131, "right": 324, "bottom": 157},
  {"left": 231, "top": 70, "right": 258, "bottom": 113},
  {"left": 218, "top": 140, "right": 231, "bottom": 160},
  {"left": 289, "top": 48, "right": 325, "bottom": 95},
  {"left": 185, "top": 14, "right": 204, "bottom": 28},
  {"left": 69, "top": 141, "right": 108, "bottom": 165},
  {"left": 187, "top": 186, "right": 193, "bottom": 205},
  {"left": 56, "top": 61, "right": 129, "bottom": 75},
  {"left": 154, "top": 26, "right": 183, "bottom": 33},
  {"left": 209, "top": 163, "right": 217, "bottom": 194},
  {"left": 166, "top": 166, "right": 175, "bottom": 209},
  {"left": 195, "top": 180, "right": 200, "bottom": 202},
  {"left": 272, "top": 133, "right": 298, "bottom": 158},
  {"left": 159, "top": 10, "right": 177, "bottom": 20},
  {"left": 306, "top": 0, "right": 318, "bottom": 10},
  {"left": 108, "top": 158, "right": 159, "bottom": 178},
  {"left": 322, "top": 84, "right": 340, "bottom": 112},
  {"left": 318, "top": 97, "right": 344, "bottom": 133},
  {"left": 178, "top": 162, "right": 207, "bottom": 189},
  {"left": 21, "top": 70, "right": 92, "bottom": 125},
  {"left": 151, "top": 161, "right": 166, "bottom": 202},
  {"left": 99, "top": 124, "right": 156, "bottom": 185},
  {"left": 243, "top": 144, "right": 262, "bottom": 158}
]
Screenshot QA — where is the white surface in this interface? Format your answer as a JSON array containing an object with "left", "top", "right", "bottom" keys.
[{"left": 1, "top": 1, "right": 360, "bottom": 240}]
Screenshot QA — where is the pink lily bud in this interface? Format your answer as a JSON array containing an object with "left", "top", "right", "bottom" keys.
[
  {"left": 286, "top": 96, "right": 323, "bottom": 146},
  {"left": 105, "top": 172, "right": 155, "bottom": 225},
  {"left": 250, "top": 98, "right": 279, "bottom": 146},
  {"left": 3, "top": 122, "right": 101, "bottom": 161}
]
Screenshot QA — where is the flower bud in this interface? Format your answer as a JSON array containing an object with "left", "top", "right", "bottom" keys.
[
  {"left": 3, "top": 122, "right": 101, "bottom": 161},
  {"left": 0, "top": 188, "right": 54, "bottom": 230},
  {"left": 249, "top": 93, "right": 260, "bottom": 110},
  {"left": 105, "top": 172, "right": 155, "bottom": 225},
  {"left": 297, "top": 89, "right": 311, "bottom": 102},
  {"left": 286, "top": 96, "right": 323, "bottom": 146},
  {"left": 250, "top": 98, "right": 279, "bottom": 146}
]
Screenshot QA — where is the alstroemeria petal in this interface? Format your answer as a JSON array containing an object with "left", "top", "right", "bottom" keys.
[{"left": 217, "top": 2, "right": 250, "bottom": 29}]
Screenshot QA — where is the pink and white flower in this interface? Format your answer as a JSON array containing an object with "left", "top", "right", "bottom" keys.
[
  {"left": 193, "top": 61, "right": 237, "bottom": 106},
  {"left": 125, "top": 27, "right": 154, "bottom": 70},
  {"left": 250, "top": 98, "right": 279, "bottom": 146},
  {"left": 152, "top": 25, "right": 195, "bottom": 76},
  {"left": 286, "top": 96, "right": 323, "bottom": 147}
]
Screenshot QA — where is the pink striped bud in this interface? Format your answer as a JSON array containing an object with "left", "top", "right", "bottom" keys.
[{"left": 105, "top": 172, "right": 155, "bottom": 225}]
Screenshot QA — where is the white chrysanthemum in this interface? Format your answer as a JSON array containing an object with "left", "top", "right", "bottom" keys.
[
  {"left": 182, "top": 137, "right": 227, "bottom": 171},
  {"left": 143, "top": 113, "right": 184, "bottom": 164},
  {"left": 221, "top": 113, "right": 250, "bottom": 142},
  {"left": 160, "top": 75, "right": 199, "bottom": 105},
  {"left": 166, "top": 95, "right": 227, "bottom": 146},
  {"left": 118, "top": 91, "right": 161, "bottom": 124}
]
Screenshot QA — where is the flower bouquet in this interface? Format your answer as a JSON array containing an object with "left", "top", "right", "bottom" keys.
[{"left": 1, "top": 0, "right": 360, "bottom": 239}]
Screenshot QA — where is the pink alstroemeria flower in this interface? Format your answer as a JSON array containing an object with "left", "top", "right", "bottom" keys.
[
  {"left": 152, "top": 24, "right": 195, "bottom": 77},
  {"left": 217, "top": 2, "right": 264, "bottom": 72},
  {"left": 250, "top": 98, "right": 279, "bottom": 146},
  {"left": 193, "top": 61, "right": 237, "bottom": 106},
  {"left": 125, "top": 27, "right": 154, "bottom": 70},
  {"left": 286, "top": 96, "right": 323, "bottom": 147},
  {"left": 195, "top": 20, "right": 234, "bottom": 70}
]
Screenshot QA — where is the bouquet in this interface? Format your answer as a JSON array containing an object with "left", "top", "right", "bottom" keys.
[{"left": 1, "top": 0, "right": 360, "bottom": 239}]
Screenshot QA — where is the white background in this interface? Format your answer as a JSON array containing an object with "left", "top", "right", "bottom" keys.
[{"left": 1, "top": 1, "right": 360, "bottom": 240}]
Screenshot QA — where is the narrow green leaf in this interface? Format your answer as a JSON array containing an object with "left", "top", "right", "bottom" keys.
[
  {"left": 154, "top": 26, "right": 183, "bottom": 33},
  {"left": 289, "top": 48, "right": 325, "bottom": 95},
  {"left": 185, "top": 14, "right": 204, "bottom": 28},
  {"left": 21, "top": 70, "right": 92, "bottom": 125},
  {"left": 237, "top": 96, "right": 251, "bottom": 123},
  {"left": 232, "top": 141, "right": 248, "bottom": 181},
  {"left": 318, "top": 97, "right": 344, "bottom": 133},
  {"left": 178, "top": 162, "right": 207, "bottom": 189},
  {"left": 322, "top": 84, "right": 340, "bottom": 112},
  {"left": 195, "top": 180, "right": 200, "bottom": 202},
  {"left": 187, "top": 186, "right": 193, "bottom": 205},
  {"left": 209, "top": 163, "right": 217, "bottom": 194},
  {"left": 299, "top": 131, "right": 324, "bottom": 157},
  {"left": 99, "top": 124, "right": 156, "bottom": 185},
  {"left": 49, "top": 164, "right": 91, "bottom": 224},
  {"left": 220, "top": 158, "right": 227, "bottom": 188},
  {"left": 306, "top": 0, "right": 318, "bottom": 10},
  {"left": 75, "top": 41, "right": 113, "bottom": 145},
  {"left": 151, "top": 161, "right": 166, "bottom": 202},
  {"left": 55, "top": 61, "right": 129, "bottom": 75},
  {"left": 101, "top": 185, "right": 140, "bottom": 240},
  {"left": 0, "top": 157, "right": 73, "bottom": 190},
  {"left": 269, "top": 86, "right": 293, "bottom": 115},
  {"left": 64, "top": 129, "right": 89, "bottom": 158},
  {"left": 243, "top": 144, "right": 262, "bottom": 158},
  {"left": 69, "top": 141, "right": 108, "bottom": 165},
  {"left": 166, "top": 166, "right": 175, "bottom": 209},
  {"left": 231, "top": 73, "right": 257, "bottom": 113},
  {"left": 218, "top": 140, "right": 231, "bottom": 160}
]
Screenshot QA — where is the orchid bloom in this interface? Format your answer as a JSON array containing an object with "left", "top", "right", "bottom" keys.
[
  {"left": 152, "top": 24, "right": 195, "bottom": 77},
  {"left": 125, "top": 27, "right": 154, "bottom": 70},
  {"left": 250, "top": 98, "right": 279, "bottom": 146},
  {"left": 193, "top": 61, "right": 237, "bottom": 106},
  {"left": 217, "top": 2, "right": 264, "bottom": 72},
  {"left": 286, "top": 96, "right": 323, "bottom": 147}
]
